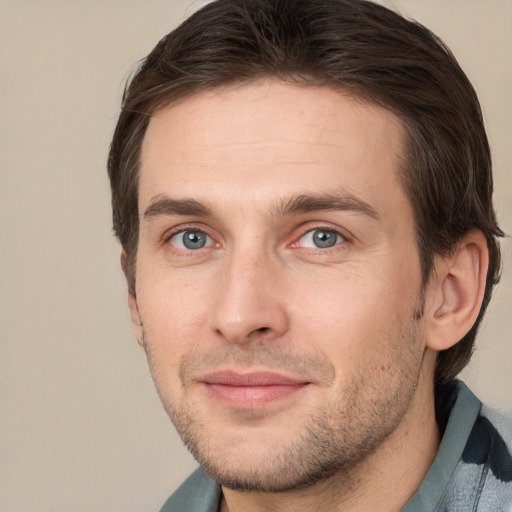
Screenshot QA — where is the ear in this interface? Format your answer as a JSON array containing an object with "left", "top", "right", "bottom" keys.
[
  {"left": 120, "top": 251, "right": 144, "bottom": 348},
  {"left": 425, "top": 230, "right": 489, "bottom": 351}
]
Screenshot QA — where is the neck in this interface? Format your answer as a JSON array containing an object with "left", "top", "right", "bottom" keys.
[{"left": 221, "top": 351, "right": 440, "bottom": 512}]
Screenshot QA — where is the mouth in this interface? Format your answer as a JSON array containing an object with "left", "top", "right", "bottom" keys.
[{"left": 198, "top": 370, "right": 310, "bottom": 409}]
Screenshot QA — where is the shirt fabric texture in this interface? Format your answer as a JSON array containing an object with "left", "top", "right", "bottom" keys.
[{"left": 160, "top": 381, "right": 512, "bottom": 511}]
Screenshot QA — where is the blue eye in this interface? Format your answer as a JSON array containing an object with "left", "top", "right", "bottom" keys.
[
  {"left": 298, "top": 229, "right": 343, "bottom": 249},
  {"left": 169, "top": 230, "right": 213, "bottom": 250}
]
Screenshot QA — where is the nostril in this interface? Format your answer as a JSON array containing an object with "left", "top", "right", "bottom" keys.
[{"left": 256, "top": 327, "right": 270, "bottom": 333}]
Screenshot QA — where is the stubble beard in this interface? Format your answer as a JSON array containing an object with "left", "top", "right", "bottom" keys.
[{"left": 143, "top": 305, "right": 426, "bottom": 493}]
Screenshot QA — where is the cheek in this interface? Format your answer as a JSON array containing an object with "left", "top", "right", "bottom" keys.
[
  {"left": 136, "top": 274, "right": 214, "bottom": 362},
  {"left": 137, "top": 284, "right": 208, "bottom": 405},
  {"left": 289, "top": 268, "right": 421, "bottom": 362}
]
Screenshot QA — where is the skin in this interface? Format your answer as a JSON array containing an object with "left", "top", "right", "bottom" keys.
[{"left": 126, "top": 80, "right": 488, "bottom": 511}]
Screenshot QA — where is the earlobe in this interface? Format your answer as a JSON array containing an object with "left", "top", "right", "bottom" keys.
[{"left": 425, "top": 230, "right": 488, "bottom": 351}]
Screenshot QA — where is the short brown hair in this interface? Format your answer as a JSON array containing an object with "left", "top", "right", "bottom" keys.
[{"left": 108, "top": 0, "right": 503, "bottom": 383}]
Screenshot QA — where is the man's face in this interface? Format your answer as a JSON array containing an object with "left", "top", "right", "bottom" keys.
[{"left": 133, "top": 81, "right": 431, "bottom": 491}]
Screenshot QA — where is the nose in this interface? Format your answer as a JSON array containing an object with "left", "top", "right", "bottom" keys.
[{"left": 210, "top": 248, "right": 289, "bottom": 345}]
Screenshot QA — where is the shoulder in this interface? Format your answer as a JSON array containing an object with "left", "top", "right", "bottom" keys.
[
  {"left": 477, "top": 405, "right": 512, "bottom": 510},
  {"left": 464, "top": 404, "right": 512, "bottom": 479},
  {"left": 480, "top": 404, "right": 512, "bottom": 447},
  {"left": 452, "top": 403, "right": 512, "bottom": 511},
  {"left": 433, "top": 384, "right": 512, "bottom": 511},
  {"left": 477, "top": 405, "right": 512, "bottom": 496},
  {"left": 159, "top": 467, "right": 221, "bottom": 512}
]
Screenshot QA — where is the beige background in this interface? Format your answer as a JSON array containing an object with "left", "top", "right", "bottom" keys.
[{"left": 0, "top": 1, "right": 510, "bottom": 511}]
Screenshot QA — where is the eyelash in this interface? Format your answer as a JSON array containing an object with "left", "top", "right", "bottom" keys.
[
  {"left": 163, "top": 224, "right": 350, "bottom": 254},
  {"left": 164, "top": 226, "right": 217, "bottom": 251},
  {"left": 290, "top": 225, "right": 348, "bottom": 251}
]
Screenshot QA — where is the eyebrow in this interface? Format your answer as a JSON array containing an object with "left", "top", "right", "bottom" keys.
[
  {"left": 143, "top": 197, "right": 213, "bottom": 219},
  {"left": 276, "top": 192, "right": 379, "bottom": 220},
  {"left": 142, "top": 191, "right": 379, "bottom": 221}
]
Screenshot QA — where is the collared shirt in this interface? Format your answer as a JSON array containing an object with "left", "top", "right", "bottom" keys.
[{"left": 160, "top": 381, "right": 512, "bottom": 512}]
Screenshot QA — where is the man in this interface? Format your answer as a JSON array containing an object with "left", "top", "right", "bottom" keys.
[{"left": 107, "top": 0, "right": 511, "bottom": 510}]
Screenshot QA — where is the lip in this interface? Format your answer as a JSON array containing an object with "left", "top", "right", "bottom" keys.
[{"left": 198, "top": 371, "right": 310, "bottom": 409}]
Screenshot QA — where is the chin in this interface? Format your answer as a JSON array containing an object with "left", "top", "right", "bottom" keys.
[{"left": 173, "top": 403, "right": 395, "bottom": 493}]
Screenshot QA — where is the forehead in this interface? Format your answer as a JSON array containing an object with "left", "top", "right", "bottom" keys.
[{"left": 139, "top": 80, "right": 407, "bottom": 216}]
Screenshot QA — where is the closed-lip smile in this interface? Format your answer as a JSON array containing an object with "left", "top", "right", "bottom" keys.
[{"left": 198, "top": 370, "right": 310, "bottom": 409}]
